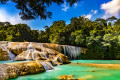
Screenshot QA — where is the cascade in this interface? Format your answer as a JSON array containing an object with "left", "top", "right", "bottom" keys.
[
  {"left": 26, "top": 42, "right": 35, "bottom": 60},
  {"left": 45, "top": 48, "right": 55, "bottom": 54},
  {"left": 53, "top": 57, "right": 61, "bottom": 66},
  {"left": 46, "top": 62, "right": 54, "bottom": 69},
  {"left": 40, "top": 62, "right": 54, "bottom": 70},
  {"left": 62, "top": 45, "right": 82, "bottom": 60},
  {"left": 26, "top": 43, "right": 48, "bottom": 60},
  {"left": 63, "top": 46, "right": 66, "bottom": 56},
  {"left": 26, "top": 50, "right": 32, "bottom": 60},
  {"left": 0, "top": 42, "right": 15, "bottom": 60},
  {"left": 7, "top": 51, "right": 15, "bottom": 60},
  {"left": 58, "top": 45, "right": 61, "bottom": 53},
  {"left": 59, "top": 57, "right": 63, "bottom": 64},
  {"left": 36, "top": 43, "right": 48, "bottom": 59}
]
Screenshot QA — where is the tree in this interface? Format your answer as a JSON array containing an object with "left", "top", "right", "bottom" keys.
[
  {"left": 107, "top": 16, "right": 117, "bottom": 22},
  {"left": 0, "top": 22, "right": 10, "bottom": 26},
  {"left": 0, "top": 30, "right": 6, "bottom": 41},
  {"left": 107, "top": 16, "right": 117, "bottom": 26},
  {"left": 95, "top": 18, "right": 107, "bottom": 27},
  {"left": 38, "top": 30, "right": 50, "bottom": 43},
  {"left": 31, "top": 30, "right": 39, "bottom": 42},
  {"left": 70, "top": 16, "right": 89, "bottom": 31},
  {"left": 71, "top": 30, "right": 86, "bottom": 47},
  {"left": 114, "top": 19, "right": 120, "bottom": 26},
  {"left": 49, "top": 20, "right": 66, "bottom": 44},
  {"left": 102, "top": 34, "right": 118, "bottom": 59},
  {"left": 86, "top": 35, "right": 105, "bottom": 59},
  {"left": 0, "top": 0, "right": 80, "bottom": 20}
]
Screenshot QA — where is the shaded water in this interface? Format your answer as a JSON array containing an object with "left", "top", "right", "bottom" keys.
[
  {"left": 0, "top": 61, "right": 30, "bottom": 64},
  {"left": 5, "top": 60, "right": 120, "bottom": 80}
]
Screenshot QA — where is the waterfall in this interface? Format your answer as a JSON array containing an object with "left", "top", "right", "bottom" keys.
[
  {"left": 53, "top": 57, "right": 59, "bottom": 66},
  {"left": 7, "top": 51, "right": 15, "bottom": 60},
  {"left": 0, "top": 42, "right": 15, "bottom": 60},
  {"left": 26, "top": 50, "right": 32, "bottom": 60},
  {"left": 58, "top": 45, "right": 61, "bottom": 53},
  {"left": 63, "top": 46, "right": 66, "bottom": 56},
  {"left": 26, "top": 42, "right": 35, "bottom": 60},
  {"left": 59, "top": 57, "right": 63, "bottom": 64},
  {"left": 62, "top": 45, "right": 82, "bottom": 60},
  {"left": 26, "top": 43, "right": 48, "bottom": 60},
  {"left": 36, "top": 43, "right": 48, "bottom": 59},
  {"left": 47, "top": 62, "right": 54, "bottom": 69},
  {"left": 40, "top": 62, "right": 54, "bottom": 71},
  {"left": 45, "top": 48, "right": 55, "bottom": 55}
]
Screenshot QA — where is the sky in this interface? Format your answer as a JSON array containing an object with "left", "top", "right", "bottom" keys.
[{"left": 0, "top": 0, "right": 120, "bottom": 30}]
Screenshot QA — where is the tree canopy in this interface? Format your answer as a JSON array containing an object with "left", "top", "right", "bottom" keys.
[{"left": 0, "top": 0, "right": 80, "bottom": 20}]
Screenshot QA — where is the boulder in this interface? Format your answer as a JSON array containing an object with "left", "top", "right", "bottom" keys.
[
  {"left": 7, "top": 42, "right": 29, "bottom": 55},
  {"left": 0, "top": 48, "right": 10, "bottom": 61},
  {"left": 0, "top": 61, "right": 45, "bottom": 80},
  {"left": 57, "top": 54, "right": 71, "bottom": 64}
]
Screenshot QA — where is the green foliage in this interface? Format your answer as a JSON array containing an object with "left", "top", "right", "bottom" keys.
[
  {"left": 0, "top": 0, "right": 79, "bottom": 20},
  {"left": 0, "top": 23, "right": 39, "bottom": 42},
  {"left": 95, "top": 18, "right": 107, "bottom": 27},
  {"left": 107, "top": 16, "right": 117, "bottom": 21},
  {"left": 71, "top": 30, "right": 86, "bottom": 47},
  {"left": 114, "top": 19, "right": 120, "bottom": 26},
  {"left": 49, "top": 20, "right": 69, "bottom": 44}
]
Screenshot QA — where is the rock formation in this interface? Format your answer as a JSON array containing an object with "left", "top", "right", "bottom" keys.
[
  {"left": 0, "top": 61, "right": 45, "bottom": 80},
  {"left": 0, "top": 41, "right": 74, "bottom": 79}
]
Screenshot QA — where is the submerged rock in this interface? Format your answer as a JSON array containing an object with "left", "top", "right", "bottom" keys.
[
  {"left": 89, "top": 70, "right": 95, "bottom": 72},
  {"left": 58, "top": 75, "right": 85, "bottom": 80}
]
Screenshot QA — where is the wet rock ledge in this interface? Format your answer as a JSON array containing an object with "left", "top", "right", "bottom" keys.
[{"left": 0, "top": 61, "right": 45, "bottom": 80}]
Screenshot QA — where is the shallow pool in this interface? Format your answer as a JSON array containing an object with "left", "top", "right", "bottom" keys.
[
  {"left": 71, "top": 60, "right": 120, "bottom": 64},
  {"left": 5, "top": 60, "right": 120, "bottom": 80}
]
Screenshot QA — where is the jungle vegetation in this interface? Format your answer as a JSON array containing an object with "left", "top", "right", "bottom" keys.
[{"left": 0, "top": 16, "right": 120, "bottom": 59}]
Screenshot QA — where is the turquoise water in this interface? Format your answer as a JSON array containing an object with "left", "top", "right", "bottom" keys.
[
  {"left": 6, "top": 60, "right": 120, "bottom": 80},
  {"left": 71, "top": 60, "right": 120, "bottom": 64},
  {"left": 0, "top": 60, "right": 13, "bottom": 64},
  {"left": 0, "top": 60, "right": 30, "bottom": 64}
]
